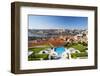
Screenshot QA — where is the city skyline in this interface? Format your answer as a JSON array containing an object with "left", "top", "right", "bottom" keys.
[{"left": 28, "top": 15, "right": 88, "bottom": 30}]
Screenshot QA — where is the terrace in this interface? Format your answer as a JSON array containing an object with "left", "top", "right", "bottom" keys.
[{"left": 28, "top": 38, "right": 88, "bottom": 60}]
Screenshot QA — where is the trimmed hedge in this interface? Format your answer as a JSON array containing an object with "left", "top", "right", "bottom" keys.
[
  {"left": 71, "top": 52, "right": 88, "bottom": 59},
  {"left": 28, "top": 54, "right": 49, "bottom": 61}
]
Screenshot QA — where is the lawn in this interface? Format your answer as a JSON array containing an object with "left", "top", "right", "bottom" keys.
[
  {"left": 65, "top": 43, "right": 87, "bottom": 52},
  {"left": 71, "top": 52, "right": 88, "bottom": 59},
  {"left": 28, "top": 54, "right": 49, "bottom": 61},
  {"left": 69, "top": 44, "right": 87, "bottom": 52},
  {"left": 28, "top": 47, "right": 47, "bottom": 53},
  {"left": 28, "top": 46, "right": 50, "bottom": 61},
  {"left": 65, "top": 42, "right": 88, "bottom": 59}
]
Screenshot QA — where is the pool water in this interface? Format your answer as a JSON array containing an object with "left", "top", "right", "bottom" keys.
[{"left": 54, "top": 47, "right": 65, "bottom": 56}]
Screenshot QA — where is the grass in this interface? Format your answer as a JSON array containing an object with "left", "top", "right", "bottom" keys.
[
  {"left": 71, "top": 52, "right": 88, "bottom": 59},
  {"left": 65, "top": 43, "right": 87, "bottom": 52},
  {"left": 28, "top": 47, "right": 48, "bottom": 53},
  {"left": 28, "top": 54, "right": 49, "bottom": 61},
  {"left": 28, "top": 46, "right": 50, "bottom": 61},
  {"left": 70, "top": 44, "right": 86, "bottom": 52},
  {"left": 65, "top": 42, "right": 88, "bottom": 59}
]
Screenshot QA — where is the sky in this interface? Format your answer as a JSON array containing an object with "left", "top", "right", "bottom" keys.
[{"left": 28, "top": 15, "right": 88, "bottom": 30}]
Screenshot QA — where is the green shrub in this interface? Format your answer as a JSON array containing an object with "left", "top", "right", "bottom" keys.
[
  {"left": 35, "top": 54, "right": 49, "bottom": 60},
  {"left": 28, "top": 58, "right": 41, "bottom": 61},
  {"left": 28, "top": 54, "right": 49, "bottom": 61},
  {"left": 71, "top": 54, "right": 77, "bottom": 59},
  {"left": 71, "top": 52, "right": 88, "bottom": 59}
]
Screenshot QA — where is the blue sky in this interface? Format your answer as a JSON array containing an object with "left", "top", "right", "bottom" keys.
[{"left": 28, "top": 15, "right": 88, "bottom": 30}]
